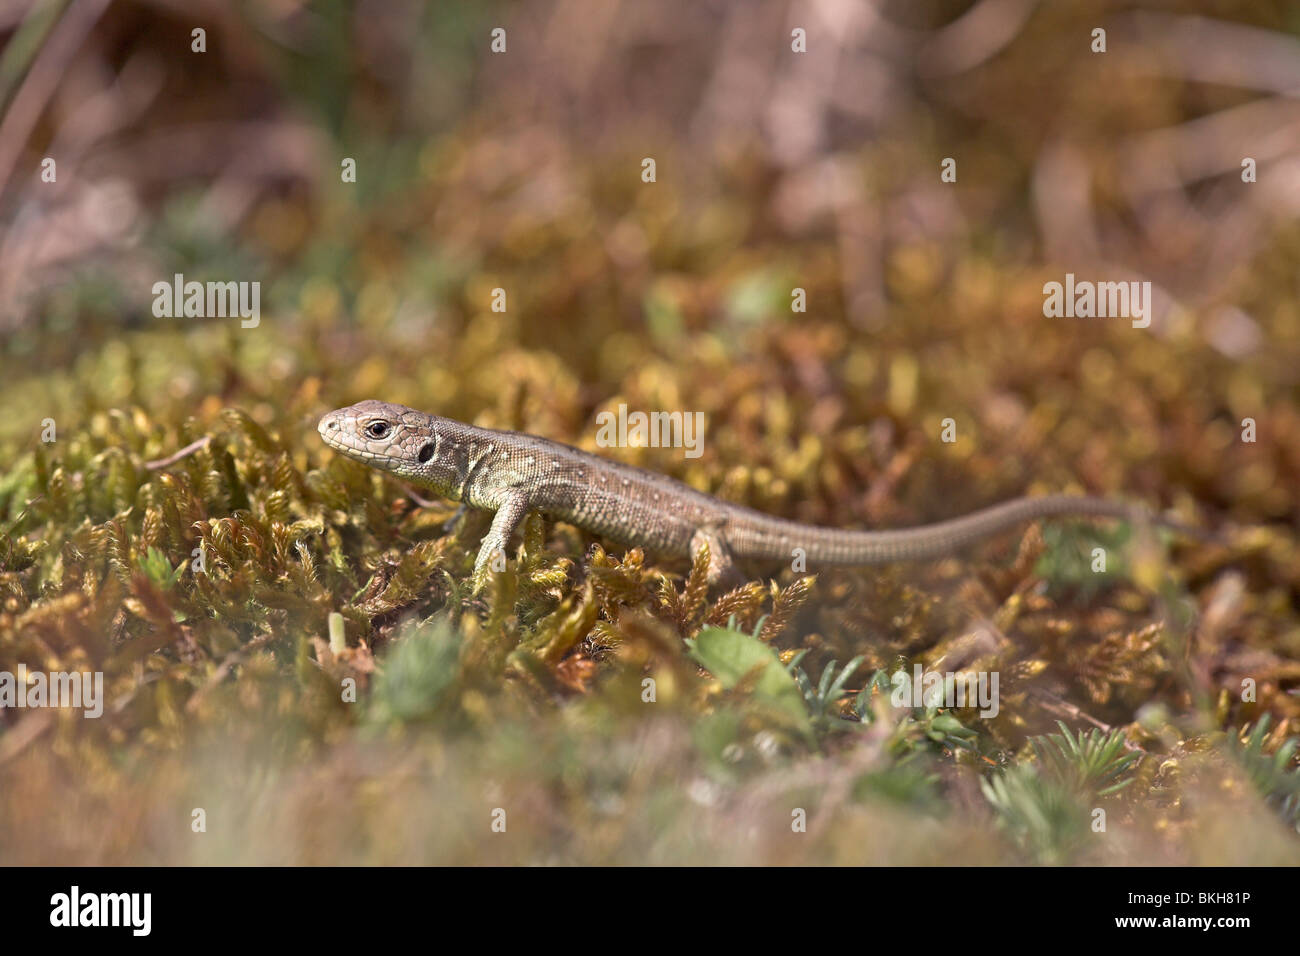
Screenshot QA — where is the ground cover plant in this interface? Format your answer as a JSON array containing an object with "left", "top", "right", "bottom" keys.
[{"left": 0, "top": 0, "right": 1298, "bottom": 865}]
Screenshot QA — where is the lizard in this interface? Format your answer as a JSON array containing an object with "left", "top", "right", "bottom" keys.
[{"left": 318, "top": 399, "right": 1206, "bottom": 590}]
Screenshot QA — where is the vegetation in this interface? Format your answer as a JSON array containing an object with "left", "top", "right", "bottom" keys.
[{"left": 0, "top": 0, "right": 1297, "bottom": 864}]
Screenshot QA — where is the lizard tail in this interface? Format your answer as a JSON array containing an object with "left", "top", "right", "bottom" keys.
[{"left": 725, "top": 495, "right": 1209, "bottom": 565}]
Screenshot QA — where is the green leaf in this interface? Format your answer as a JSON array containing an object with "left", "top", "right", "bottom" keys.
[
  {"left": 368, "top": 616, "right": 462, "bottom": 725},
  {"left": 687, "top": 626, "right": 812, "bottom": 739},
  {"left": 140, "top": 546, "right": 185, "bottom": 590}
]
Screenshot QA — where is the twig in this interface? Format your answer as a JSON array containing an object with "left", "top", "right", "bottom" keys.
[
  {"left": 185, "top": 632, "right": 276, "bottom": 714},
  {"left": 1028, "top": 689, "right": 1144, "bottom": 754},
  {"left": 0, "top": 0, "right": 112, "bottom": 200},
  {"left": 0, "top": 710, "right": 54, "bottom": 765},
  {"left": 144, "top": 435, "right": 211, "bottom": 470},
  {"left": 403, "top": 484, "right": 441, "bottom": 509}
]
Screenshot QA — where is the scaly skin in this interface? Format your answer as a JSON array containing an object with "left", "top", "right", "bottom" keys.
[{"left": 318, "top": 400, "right": 1196, "bottom": 588}]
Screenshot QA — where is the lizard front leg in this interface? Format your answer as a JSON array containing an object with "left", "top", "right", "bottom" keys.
[{"left": 472, "top": 490, "right": 531, "bottom": 592}]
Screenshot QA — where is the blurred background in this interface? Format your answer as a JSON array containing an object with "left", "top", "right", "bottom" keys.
[{"left": 0, "top": 0, "right": 1298, "bottom": 865}]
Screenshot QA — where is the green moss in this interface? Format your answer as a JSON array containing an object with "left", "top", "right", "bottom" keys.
[{"left": 1, "top": 0, "right": 1298, "bottom": 864}]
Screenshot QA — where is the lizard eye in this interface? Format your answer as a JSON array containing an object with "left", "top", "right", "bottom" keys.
[{"left": 365, "top": 421, "right": 391, "bottom": 439}]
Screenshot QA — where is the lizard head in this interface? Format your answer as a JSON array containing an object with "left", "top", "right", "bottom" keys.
[{"left": 318, "top": 400, "right": 465, "bottom": 497}]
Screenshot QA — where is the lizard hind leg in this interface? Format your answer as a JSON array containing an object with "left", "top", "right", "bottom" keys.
[{"left": 689, "top": 527, "right": 745, "bottom": 589}]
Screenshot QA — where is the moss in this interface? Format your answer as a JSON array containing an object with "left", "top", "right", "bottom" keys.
[{"left": 1, "top": 1, "right": 1298, "bottom": 864}]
